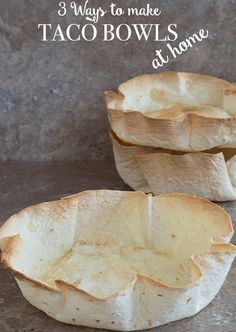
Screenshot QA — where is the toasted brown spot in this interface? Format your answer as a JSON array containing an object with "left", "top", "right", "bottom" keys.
[
  {"left": 72, "top": 318, "right": 76, "bottom": 322},
  {"left": 179, "top": 263, "right": 185, "bottom": 271},
  {"left": 111, "top": 321, "right": 115, "bottom": 324},
  {"left": 150, "top": 89, "right": 167, "bottom": 100},
  {"left": 49, "top": 229, "right": 54, "bottom": 232},
  {"left": 142, "top": 292, "right": 145, "bottom": 295},
  {"left": 187, "top": 297, "right": 192, "bottom": 303},
  {"left": 157, "top": 294, "right": 163, "bottom": 297},
  {"left": 79, "top": 240, "right": 87, "bottom": 245},
  {"left": 148, "top": 320, "right": 152, "bottom": 327},
  {"left": 76, "top": 307, "right": 80, "bottom": 311},
  {"left": 225, "top": 89, "right": 236, "bottom": 96},
  {"left": 172, "top": 234, "right": 176, "bottom": 238},
  {"left": 95, "top": 320, "right": 100, "bottom": 323}
]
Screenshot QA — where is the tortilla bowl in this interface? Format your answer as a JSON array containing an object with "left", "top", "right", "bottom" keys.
[
  {"left": 105, "top": 71, "right": 236, "bottom": 152},
  {"left": 0, "top": 190, "right": 235, "bottom": 330},
  {"left": 111, "top": 132, "right": 236, "bottom": 202}
]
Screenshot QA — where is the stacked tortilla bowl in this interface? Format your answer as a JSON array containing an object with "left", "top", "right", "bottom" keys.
[{"left": 106, "top": 71, "right": 236, "bottom": 201}]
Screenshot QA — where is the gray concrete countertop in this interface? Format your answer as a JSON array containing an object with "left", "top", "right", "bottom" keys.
[{"left": 0, "top": 162, "right": 235, "bottom": 332}]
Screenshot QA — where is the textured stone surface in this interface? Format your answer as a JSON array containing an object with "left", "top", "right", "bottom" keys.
[
  {"left": 0, "top": 0, "right": 235, "bottom": 161},
  {"left": 0, "top": 161, "right": 235, "bottom": 332}
]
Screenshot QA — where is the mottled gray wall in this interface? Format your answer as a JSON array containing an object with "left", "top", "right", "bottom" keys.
[{"left": 0, "top": 0, "right": 235, "bottom": 161}]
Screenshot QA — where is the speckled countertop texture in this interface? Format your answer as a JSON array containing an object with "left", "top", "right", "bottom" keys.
[
  {"left": 0, "top": 0, "right": 236, "bottom": 161},
  {"left": 0, "top": 162, "right": 235, "bottom": 332}
]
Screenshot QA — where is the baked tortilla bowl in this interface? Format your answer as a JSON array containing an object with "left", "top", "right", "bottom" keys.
[
  {"left": 111, "top": 132, "right": 236, "bottom": 202},
  {"left": 0, "top": 190, "right": 235, "bottom": 330},
  {"left": 105, "top": 71, "right": 236, "bottom": 152}
]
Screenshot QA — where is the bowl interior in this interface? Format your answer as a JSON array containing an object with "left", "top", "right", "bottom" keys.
[
  {"left": 0, "top": 191, "right": 233, "bottom": 298},
  {"left": 109, "top": 72, "right": 236, "bottom": 116}
]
